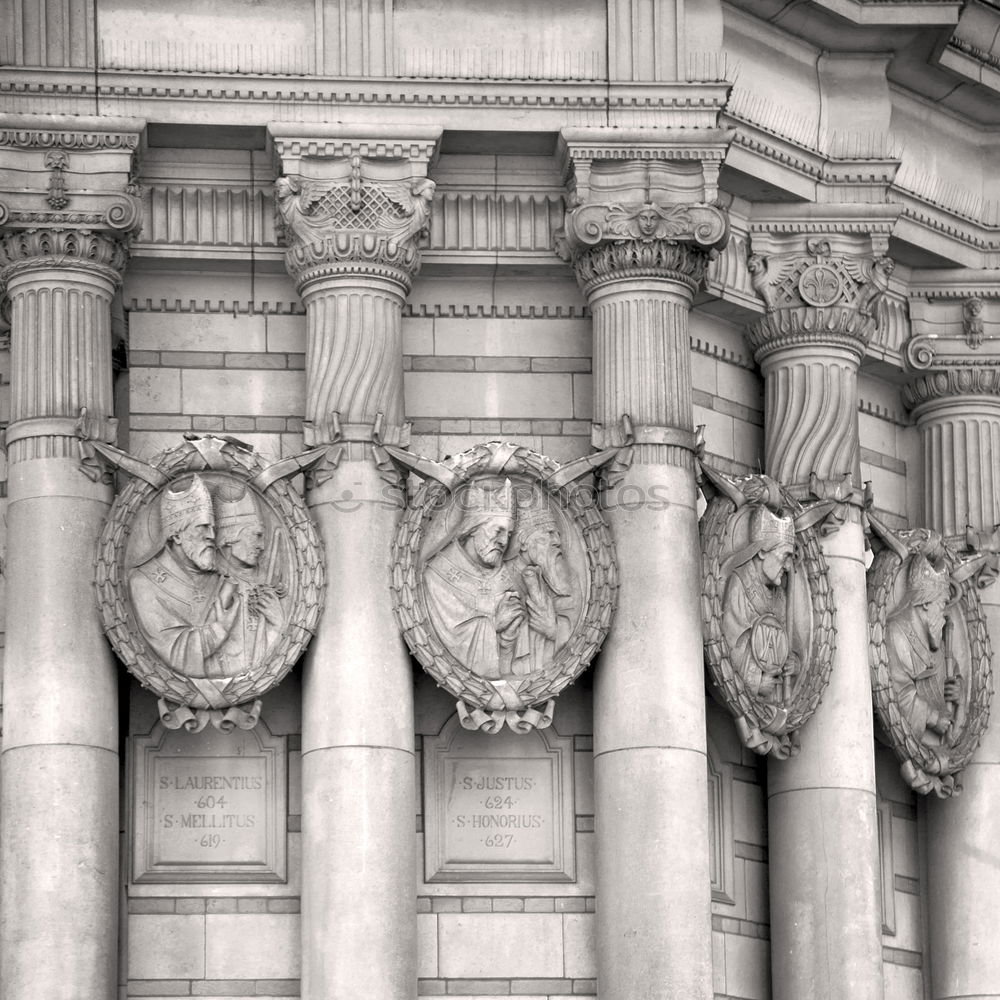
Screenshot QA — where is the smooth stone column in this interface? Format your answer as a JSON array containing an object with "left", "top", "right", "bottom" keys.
[
  {"left": 591, "top": 277, "right": 711, "bottom": 1000},
  {"left": 559, "top": 162, "right": 728, "bottom": 996},
  {"left": 299, "top": 272, "right": 415, "bottom": 1000},
  {"left": 0, "top": 241, "right": 127, "bottom": 1000},
  {"left": 747, "top": 235, "right": 888, "bottom": 1000},
  {"left": 271, "top": 124, "right": 441, "bottom": 1000},
  {"left": 904, "top": 371, "right": 1000, "bottom": 999}
]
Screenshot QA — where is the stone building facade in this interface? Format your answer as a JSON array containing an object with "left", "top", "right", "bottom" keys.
[{"left": 1, "top": 2, "right": 1000, "bottom": 999}]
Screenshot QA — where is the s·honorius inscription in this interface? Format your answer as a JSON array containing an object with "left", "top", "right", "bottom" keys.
[{"left": 423, "top": 716, "right": 575, "bottom": 882}]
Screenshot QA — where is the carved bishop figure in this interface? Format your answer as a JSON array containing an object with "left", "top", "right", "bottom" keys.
[
  {"left": 700, "top": 468, "right": 836, "bottom": 758},
  {"left": 868, "top": 522, "right": 993, "bottom": 797}
]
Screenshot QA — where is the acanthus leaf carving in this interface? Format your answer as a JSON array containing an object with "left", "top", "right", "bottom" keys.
[
  {"left": 274, "top": 171, "right": 436, "bottom": 286},
  {"left": 867, "top": 516, "right": 994, "bottom": 797},
  {"left": 699, "top": 464, "right": 837, "bottom": 759},
  {"left": 746, "top": 234, "right": 895, "bottom": 362}
]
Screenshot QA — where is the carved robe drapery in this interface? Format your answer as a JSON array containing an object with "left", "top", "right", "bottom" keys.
[
  {"left": 424, "top": 540, "right": 524, "bottom": 680},
  {"left": 129, "top": 547, "right": 234, "bottom": 681}
]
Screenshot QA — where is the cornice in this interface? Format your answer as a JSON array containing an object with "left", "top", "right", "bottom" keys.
[
  {"left": 0, "top": 72, "right": 735, "bottom": 126},
  {"left": 0, "top": 113, "right": 145, "bottom": 149},
  {"left": 907, "top": 271, "right": 1000, "bottom": 300}
]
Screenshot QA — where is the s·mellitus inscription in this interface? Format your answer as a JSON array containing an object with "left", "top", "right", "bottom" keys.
[
  {"left": 155, "top": 762, "right": 265, "bottom": 859},
  {"left": 132, "top": 723, "right": 287, "bottom": 884}
]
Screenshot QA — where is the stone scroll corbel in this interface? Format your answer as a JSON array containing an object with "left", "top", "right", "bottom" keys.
[
  {"left": 867, "top": 515, "right": 993, "bottom": 797},
  {"left": 389, "top": 438, "right": 621, "bottom": 734},
  {"left": 89, "top": 433, "right": 326, "bottom": 733},
  {"left": 698, "top": 459, "right": 837, "bottom": 759}
]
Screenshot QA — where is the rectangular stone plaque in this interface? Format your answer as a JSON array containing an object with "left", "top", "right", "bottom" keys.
[
  {"left": 423, "top": 718, "right": 575, "bottom": 882},
  {"left": 131, "top": 721, "right": 286, "bottom": 883}
]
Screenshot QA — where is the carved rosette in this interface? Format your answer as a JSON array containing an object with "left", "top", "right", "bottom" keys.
[
  {"left": 96, "top": 436, "right": 325, "bottom": 732},
  {"left": 699, "top": 467, "right": 837, "bottom": 759},
  {"left": 274, "top": 170, "right": 435, "bottom": 291},
  {"left": 390, "top": 441, "right": 618, "bottom": 734},
  {"left": 745, "top": 238, "right": 894, "bottom": 364},
  {"left": 556, "top": 200, "right": 728, "bottom": 295},
  {"left": 867, "top": 522, "right": 993, "bottom": 797}
]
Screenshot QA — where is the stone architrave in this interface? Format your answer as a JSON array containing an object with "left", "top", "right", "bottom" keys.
[
  {"left": 555, "top": 129, "right": 730, "bottom": 1000},
  {"left": 867, "top": 521, "right": 993, "bottom": 797},
  {"left": 270, "top": 123, "right": 442, "bottom": 1000},
  {"left": 93, "top": 435, "right": 325, "bottom": 732},
  {"left": 700, "top": 468, "right": 836, "bottom": 759},
  {"left": 0, "top": 114, "right": 144, "bottom": 1000},
  {"left": 390, "top": 439, "right": 618, "bottom": 734},
  {"left": 746, "top": 218, "right": 898, "bottom": 1000}
]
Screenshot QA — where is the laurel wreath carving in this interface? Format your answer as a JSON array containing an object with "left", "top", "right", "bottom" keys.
[
  {"left": 390, "top": 442, "right": 618, "bottom": 719},
  {"left": 700, "top": 490, "right": 837, "bottom": 759},
  {"left": 95, "top": 438, "right": 325, "bottom": 712},
  {"left": 868, "top": 543, "right": 992, "bottom": 797}
]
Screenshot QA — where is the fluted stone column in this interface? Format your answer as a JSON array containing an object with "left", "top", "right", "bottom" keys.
[
  {"left": 270, "top": 124, "right": 441, "bottom": 1000},
  {"left": 557, "top": 136, "right": 729, "bottom": 1000},
  {"left": 0, "top": 116, "right": 143, "bottom": 1000},
  {"left": 747, "top": 231, "right": 893, "bottom": 1000},
  {"left": 904, "top": 367, "right": 1000, "bottom": 1000}
]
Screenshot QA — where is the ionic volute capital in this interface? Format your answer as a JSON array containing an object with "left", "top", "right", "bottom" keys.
[
  {"left": 268, "top": 126, "right": 443, "bottom": 291},
  {"left": 904, "top": 286, "right": 1000, "bottom": 375},
  {"left": 0, "top": 115, "right": 144, "bottom": 258},
  {"left": 554, "top": 157, "right": 729, "bottom": 294},
  {"left": 745, "top": 232, "right": 895, "bottom": 364}
]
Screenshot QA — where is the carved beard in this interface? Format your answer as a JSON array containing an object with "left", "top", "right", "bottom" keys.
[
  {"left": 179, "top": 532, "right": 215, "bottom": 572},
  {"left": 536, "top": 546, "right": 574, "bottom": 597}
]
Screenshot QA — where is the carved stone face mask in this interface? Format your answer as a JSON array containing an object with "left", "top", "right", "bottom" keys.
[{"left": 176, "top": 519, "right": 216, "bottom": 572}]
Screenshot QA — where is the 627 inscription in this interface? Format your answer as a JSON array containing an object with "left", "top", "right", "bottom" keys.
[{"left": 446, "top": 763, "right": 550, "bottom": 861}]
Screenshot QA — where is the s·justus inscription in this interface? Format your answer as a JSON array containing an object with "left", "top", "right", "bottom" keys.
[
  {"left": 131, "top": 721, "right": 287, "bottom": 883},
  {"left": 423, "top": 716, "right": 576, "bottom": 883},
  {"left": 448, "top": 764, "right": 548, "bottom": 853}
]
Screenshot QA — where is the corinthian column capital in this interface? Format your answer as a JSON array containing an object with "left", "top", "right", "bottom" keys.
[
  {"left": 268, "top": 124, "right": 443, "bottom": 293},
  {"left": 745, "top": 232, "right": 895, "bottom": 365}
]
